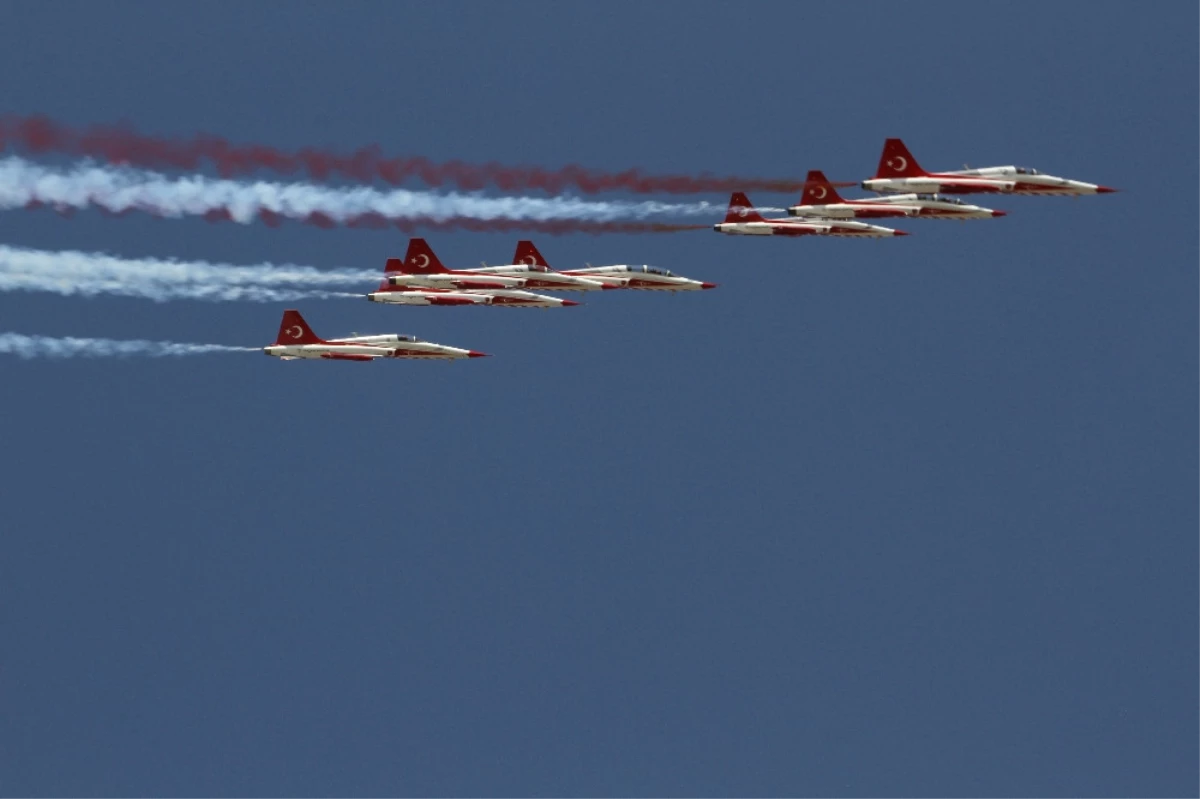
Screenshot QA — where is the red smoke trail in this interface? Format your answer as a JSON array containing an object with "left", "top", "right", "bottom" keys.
[
  {"left": 0, "top": 114, "right": 831, "bottom": 195},
  {"left": 23, "top": 200, "right": 705, "bottom": 235}
]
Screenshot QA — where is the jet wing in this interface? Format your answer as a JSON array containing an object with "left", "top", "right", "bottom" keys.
[
  {"left": 320, "top": 353, "right": 379, "bottom": 361},
  {"left": 426, "top": 295, "right": 484, "bottom": 306},
  {"left": 449, "top": 279, "right": 520, "bottom": 290}
]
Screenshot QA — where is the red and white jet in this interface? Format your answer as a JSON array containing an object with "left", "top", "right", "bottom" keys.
[
  {"left": 861, "top": 138, "right": 1118, "bottom": 196},
  {"left": 788, "top": 170, "right": 1006, "bottom": 220},
  {"left": 367, "top": 246, "right": 578, "bottom": 308},
  {"left": 713, "top": 192, "right": 909, "bottom": 237},
  {"left": 514, "top": 240, "right": 717, "bottom": 292},
  {"left": 263, "top": 309, "right": 487, "bottom": 361},
  {"left": 386, "top": 238, "right": 606, "bottom": 292}
]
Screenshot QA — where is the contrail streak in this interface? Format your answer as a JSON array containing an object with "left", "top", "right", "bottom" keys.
[
  {"left": 0, "top": 113, "right": 809, "bottom": 195},
  {"left": 0, "top": 243, "right": 373, "bottom": 302},
  {"left": 0, "top": 332, "right": 254, "bottom": 359},
  {"left": 0, "top": 156, "right": 713, "bottom": 233}
]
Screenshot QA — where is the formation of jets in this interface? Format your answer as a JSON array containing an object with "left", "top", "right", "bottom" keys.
[
  {"left": 266, "top": 138, "right": 1114, "bottom": 362},
  {"left": 264, "top": 239, "right": 715, "bottom": 360},
  {"left": 714, "top": 137, "right": 1114, "bottom": 238}
]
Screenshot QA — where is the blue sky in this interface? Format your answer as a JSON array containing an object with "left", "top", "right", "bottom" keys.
[{"left": 0, "top": 1, "right": 1196, "bottom": 795}]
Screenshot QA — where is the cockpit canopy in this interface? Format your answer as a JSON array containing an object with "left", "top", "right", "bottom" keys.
[
  {"left": 1014, "top": 167, "right": 1040, "bottom": 175},
  {"left": 620, "top": 265, "right": 675, "bottom": 276},
  {"left": 915, "top": 193, "right": 964, "bottom": 204}
]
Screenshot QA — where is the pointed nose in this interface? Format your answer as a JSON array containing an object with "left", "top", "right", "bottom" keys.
[
  {"left": 893, "top": 230, "right": 910, "bottom": 236},
  {"left": 701, "top": 282, "right": 717, "bottom": 289},
  {"left": 1096, "top": 186, "right": 1118, "bottom": 194},
  {"left": 561, "top": 299, "right": 580, "bottom": 306},
  {"left": 467, "top": 351, "right": 489, "bottom": 358},
  {"left": 991, "top": 210, "right": 1007, "bottom": 217}
]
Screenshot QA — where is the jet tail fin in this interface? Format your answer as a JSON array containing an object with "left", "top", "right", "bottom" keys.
[
  {"left": 801, "top": 170, "right": 844, "bottom": 205},
  {"left": 514, "top": 240, "right": 551, "bottom": 267},
  {"left": 874, "top": 138, "right": 927, "bottom": 178},
  {"left": 398, "top": 238, "right": 449, "bottom": 274},
  {"left": 275, "top": 309, "right": 324, "bottom": 345},
  {"left": 725, "top": 192, "right": 765, "bottom": 223}
]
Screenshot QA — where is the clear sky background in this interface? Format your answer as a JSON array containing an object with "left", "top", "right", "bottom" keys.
[{"left": 0, "top": 2, "right": 1195, "bottom": 796}]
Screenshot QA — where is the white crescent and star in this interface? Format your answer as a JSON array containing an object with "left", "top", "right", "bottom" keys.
[
  {"left": 287, "top": 325, "right": 304, "bottom": 339},
  {"left": 412, "top": 253, "right": 430, "bottom": 268},
  {"left": 521, "top": 255, "right": 538, "bottom": 266},
  {"left": 812, "top": 186, "right": 828, "bottom": 200},
  {"left": 888, "top": 156, "right": 908, "bottom": 172}
]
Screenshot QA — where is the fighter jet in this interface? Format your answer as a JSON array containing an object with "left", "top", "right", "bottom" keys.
[
  {"left": 263, "top": 309, "right": 487, "bottom": 361},
  {"left": 861, "top": 138, "right": 1118, "bottom": 196},
  {"left": 514, "top": 240, "right": 716, "bottom": 292},
  {"left": 367, "top": 251, "right": 578, "bottom": 308},
  {"left": 788, "top": 170, "right": 1006, "bottom": 220},
  {"left": 713, "top": 193, "right": 909, "bottom": 237},
  {"left": 388, "top": 238, "right": 606, "bottom": 292}
]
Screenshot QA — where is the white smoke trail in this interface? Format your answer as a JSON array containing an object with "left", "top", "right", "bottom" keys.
[
  {"left": 0, "top": 243, "right": 373, "bottom": 302},
  {"left": 0, "top": 332, "right": 254, "bottom": 359},
  {"left": 0, "top": 156, "right": 719, "bottom": 224}
]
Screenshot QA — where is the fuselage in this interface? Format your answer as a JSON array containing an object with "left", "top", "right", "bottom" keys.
[
  {"left": 367, "top": 286, "right": 577, "bottom": 308},
  {"left": 468, "top": 264, "right": 609, "bottom": 291},
  {"left": 788, "top": 193, "right": 1004, "bottom": 220},
  {"left": 713, "top": 219, "right": 906, "bottom": 238},
  {"left": 561, "top": 264, "right": 715, "bottom": 291},
  {"left": 863, "top": 167, "right": 1115, "bottom": 196},
  {"left": 264, "top": 335, "right": 483, "bottom": 360},
  {"left": 387, "top": 272, "right": 527, "bottom": 290}
]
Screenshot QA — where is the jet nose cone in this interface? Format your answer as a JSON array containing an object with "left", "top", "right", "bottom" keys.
[
  {"left": 893, "top": 230, "right": 910, "bottom": 236},
  {"left": 561, "top": 299, "right": 580, "bottom": 306},
  {"left": 467, "top": 350, "right": 489, "bottom": 358},
  {"left": 991, "top": 210, "right": 1007, "bottom": 217},
  {"left": 1096, "top": 186, "right": 1118, "bottom": 194},
  {"left": 701, "top": 282, "right": 717, "bottom": 289}
]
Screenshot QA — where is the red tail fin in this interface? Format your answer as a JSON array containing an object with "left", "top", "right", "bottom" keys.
[
  {"left": 800, "top": 170, "right": 844, "bottom": 205},
  {"left": 514, "top": 240, "right": 550, "bottom": 267},
  {"left": 275, "top": 309, "right": 323, "bottom": 345},
  {"left": 398, "top": 238, "right": 449, "bottom": 274},
  {"left": 875, "top": 138, "right": 926, "bottom": 178},
  {"left": 725, "top": 192, "right": 765, "bottom": 223}
]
